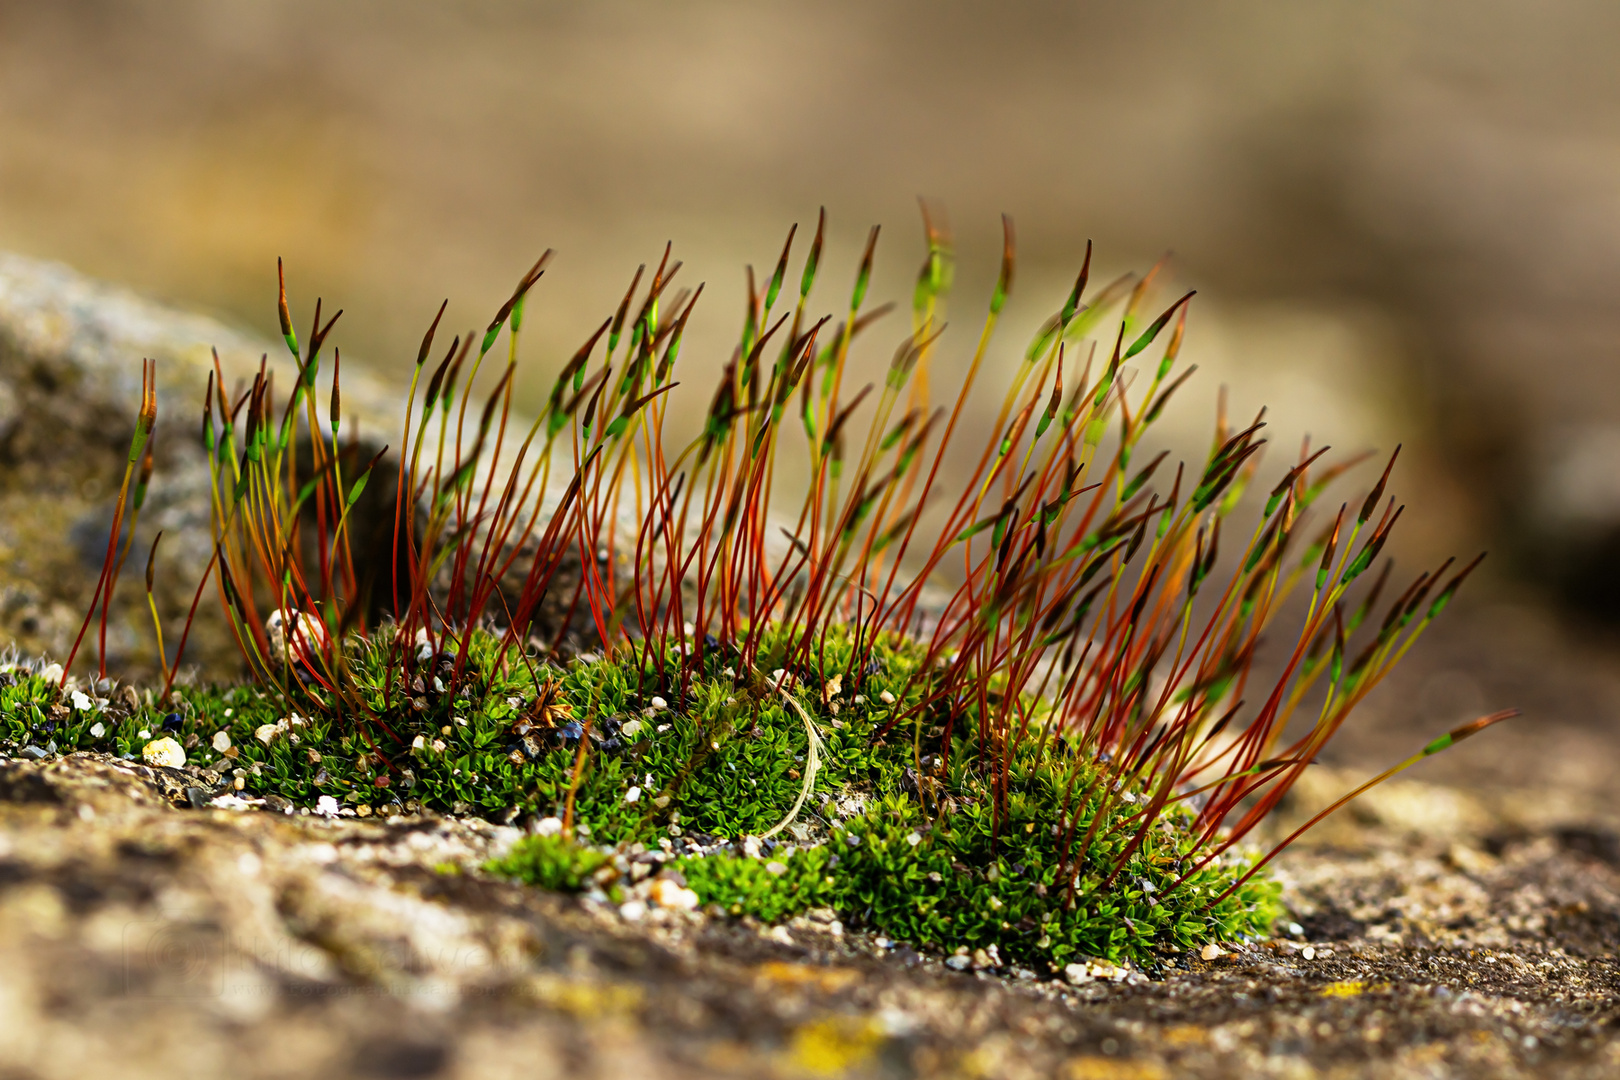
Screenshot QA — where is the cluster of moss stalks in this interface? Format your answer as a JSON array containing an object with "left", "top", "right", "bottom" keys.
[{"left": 0, "top": 619, "right": 1279, "bottom": 972}]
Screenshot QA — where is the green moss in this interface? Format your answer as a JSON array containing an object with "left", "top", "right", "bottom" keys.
[
  {"left": 0, "top": 622, "right": 1281, "bottom": 970},
  {"left": 491, "top": 833, "right": 613, "bottom": 892}
]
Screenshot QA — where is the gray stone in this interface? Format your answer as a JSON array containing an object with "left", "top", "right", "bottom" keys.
[{"left": 0, "top": 252, "right": 400, "bottom": 680}]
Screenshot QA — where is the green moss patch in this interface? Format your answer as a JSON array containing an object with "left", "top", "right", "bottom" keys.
[{"left": 0, "top": 623, "right": 1280, "bottom": 970}]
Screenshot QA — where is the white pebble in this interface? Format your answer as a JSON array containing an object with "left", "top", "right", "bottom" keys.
[
  {"left": 650, "top": 696, "right": 668, "bottom": 712},
  {"left": 212, "top": 730, "right": 232, "bottom": 753},
  {"left": 764, "top": 861, "right": 787, "bottom": 876},
  {"left": 1201, "top": 943, "right": 1225, "bottom": 961},
  {"left": 315, "top": 795, "right": 342, "bottom": 818},
  {"left": 649, "top": 878, "right": 700, "bottom": 910},
  {"left": 142, "top": 737, "right": 185, "bottom": 769},
  {"left": 625, "top": 786, "right": 642, "bottom": 804},
  {"left": 620, "top": 719, "right": 643, "bottom": 738},
  {"left": 619, "top": 900, "right": 647, "bottom": 922},
  {"left": 89, "top": 722, "right": 105, "bottom": 739},
  {"left": 533, "top": 816, "right": 563, "bottom": 837},
  {"left": 879, "top": 690, "right": 896, "bottom": 705},
  {"left": 70, "top": 689, "right": 94, "bottom": 711},
  {"left": 1302, "top": 946, "right": 1316, "bottom": 960},
  {"left": 265, "top": 608, "right": 329, "bottom": 663}
]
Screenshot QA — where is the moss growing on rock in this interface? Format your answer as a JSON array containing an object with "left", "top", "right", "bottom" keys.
[
  {"left": 1, "top": 622, "right": 1280, "bottom": 970},
  {"left": 6, "top": 215, "right": 1505, "bottom": 980}
]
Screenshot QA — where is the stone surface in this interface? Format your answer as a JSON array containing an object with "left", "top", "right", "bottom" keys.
[
  {"left": 0, "top": 252, "right": 401, "bottom": 681},
  {"left": 139, "top": 735, "right": 185, "bottom": 768},
  {"left": 0, "top": 750, "right": 1615, "bottom": 1079}
]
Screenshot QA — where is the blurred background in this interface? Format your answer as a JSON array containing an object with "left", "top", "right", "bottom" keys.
[{"left": 5, "top": 0, "right": 1620, "bottom": 808}]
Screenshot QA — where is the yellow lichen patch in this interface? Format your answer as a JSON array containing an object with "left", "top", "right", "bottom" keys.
[
  {"left": 755, "top": 960, "right": 864, "bottom": 994},
  {"left": 1319, "top": 980, "right": 1366, "bottom": 997},
  {"left": 1062, "top": 1057, "right": 1169, "bottom": 1080},
  {"left": 1161, "top": 1024, "right": 1209, "bottom": 1047},
  {"left": 1398, "top": 1041, "right": 1450, "bottom": 1067},
  {"left": 781, "top": 1016, "right": 884, "bottom": 1077},
  {"left": 517, "top": 972, "right": 643, "bottom": 1018}
]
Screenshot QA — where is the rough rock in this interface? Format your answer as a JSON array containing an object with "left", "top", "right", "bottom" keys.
[
  {"left": 0, "top": 252, "right": 401, "bottom": 680},
  {"left": 0, "top": 750, "right": 1616, "bottom": 1079}
]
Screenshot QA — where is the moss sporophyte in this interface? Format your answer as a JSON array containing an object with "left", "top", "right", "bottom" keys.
[{"left": 9, "top": 210, "right": 1512, "bottom": 971}]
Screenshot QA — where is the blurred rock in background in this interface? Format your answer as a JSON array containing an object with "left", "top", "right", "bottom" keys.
[
  {"left": 4, "top": 2, "right": 1620, "bottom": 661},
  {"left": 0, "top": 252, "right": 400, "bottom": 680}
]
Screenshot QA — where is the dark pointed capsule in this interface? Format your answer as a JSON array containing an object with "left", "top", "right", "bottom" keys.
[
  {"left": 609, "top": 265, "right": 646, "bottom": 356},
  {"left": 1060, "top": 241, "right": 1092, "bottom": 327},
  {"left": 991, "top": 214, "right": 1016, "bottom": 315},
  {"left": 330, "top": 349, "right": 342, "bottom": 433},
  {"left": 144, "top": 531, "right": 163, "bottom": 593},
  {"left": 765, "top": 223, "right": 796, "bottom": 314},
  {"left": 1427, "top": 551, "right": 1486, "bottom": 620},
  {"left": 852, "top": 225, "right": 881, "bottom": 311},
  {"left": 1359, "top": 445, "right": 1401, "bottom": 525},
  {"left": 276, "top": 257, "right": 298, "bottom": 358},
  {"left": 1123, "top": 291, "right": 1196, "bottom": 361},
  {"left": 1422, "top": 709, "right": 1518, "bottom": 755},
  {"left": 417, "top": 299, "right": 449, "bottom": 368},
  {"left": 800, "top": 208, "right": 826, "bottom": 299}
]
